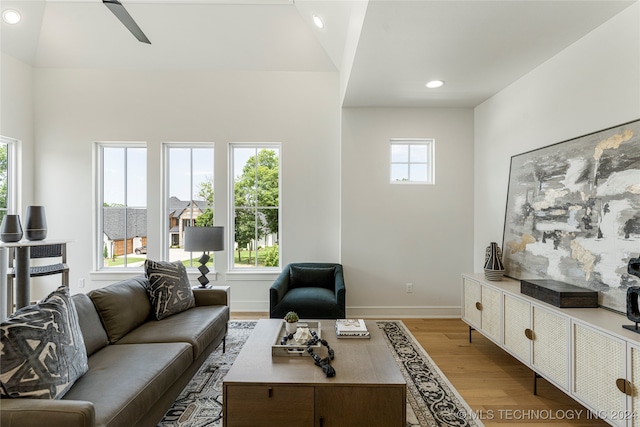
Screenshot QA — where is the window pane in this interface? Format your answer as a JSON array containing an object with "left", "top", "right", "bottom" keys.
[
  {"left": 410, "top": 164, "right": 428, "bottom": 182},
  {"left": 410, "top": 144, "right": 428, "bottom": 163},
  {"left": 103, "top": 147, "right": 125, "bottom": 206},
  {"left": 127, "top": 148, "right": 146, "bottom": 207},
  {"left": 232, "top": 145, "right": 280, "bottom": 270},
  {"left": 391, "top": 144, "right": 408, "bottom": 162},
  {"left": 391, "top": 164, "right": 408, "bottom": 182},
  {"left": 256, "top": 149, "right": 279, "bottom": 208}
]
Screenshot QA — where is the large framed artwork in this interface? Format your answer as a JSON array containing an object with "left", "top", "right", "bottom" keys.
[{"left": 502, "top": 119, "right": 640, "bottom": 313}]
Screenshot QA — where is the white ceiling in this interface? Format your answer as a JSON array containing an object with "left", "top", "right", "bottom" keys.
[{"left": 1, "top": 0, "right": 637, "bottom": 107}]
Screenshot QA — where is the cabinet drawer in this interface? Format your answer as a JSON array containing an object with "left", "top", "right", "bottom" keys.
[
  {"left": 315, "top": 386, "right": 405, "bottom": 427},
  {"left": 225, "top": 385, "right": 314, "bottom": 427}
]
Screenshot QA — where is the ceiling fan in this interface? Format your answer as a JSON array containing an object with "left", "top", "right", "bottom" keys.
[{"left": 103, "top": 0, "right": 151, "bottom": 44}]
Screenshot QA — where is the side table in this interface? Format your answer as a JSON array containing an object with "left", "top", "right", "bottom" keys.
[{"left": 0, "top": 239, "right": 71, "bottom": 316}]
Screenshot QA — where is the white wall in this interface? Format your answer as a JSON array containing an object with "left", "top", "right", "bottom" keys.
[
  {"left": 32, "top": 69, "right": 341, "bottom": 308},
  {"left": 474, "top": 3, "right": 640, "bottom": 271},
  {"left": 341, "top": 107, "right": 474, "bottom": 318},
  {"left": 0, "top": 53, "right": 34, "bottom": 209}
]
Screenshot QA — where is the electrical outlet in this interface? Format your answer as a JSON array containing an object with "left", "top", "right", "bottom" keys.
[
  {"left": 78, "top": 278, "right": 85, "bottom": 288},
  {"left": 406, "top": 283, "right": 413, "bottom": 293}
]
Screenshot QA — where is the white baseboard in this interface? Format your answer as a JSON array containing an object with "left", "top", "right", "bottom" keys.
[{"left": 229, "top": 302, "right": 462, "bottom": 319}]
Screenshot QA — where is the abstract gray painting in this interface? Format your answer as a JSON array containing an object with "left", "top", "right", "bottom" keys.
[{"left": 502, "top": 119, "right": 640, "bottom": 312}]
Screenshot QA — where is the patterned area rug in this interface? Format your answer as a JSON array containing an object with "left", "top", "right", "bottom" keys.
[{"left": 158, "top": 320, "right": 483, "bottom": 427}]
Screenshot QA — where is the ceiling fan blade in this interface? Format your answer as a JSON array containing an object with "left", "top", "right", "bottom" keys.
[{"left": 103, "top": 0, "right": 151, "bottom": 44}]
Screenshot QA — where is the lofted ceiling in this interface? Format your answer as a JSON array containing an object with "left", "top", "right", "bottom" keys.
[{"left": 1, "top": 0, "right": 637, "bottom": 107}]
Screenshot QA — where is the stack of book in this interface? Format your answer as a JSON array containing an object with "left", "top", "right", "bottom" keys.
[{"left": 335, "top": 319, "right": 370, "bottom": 339}]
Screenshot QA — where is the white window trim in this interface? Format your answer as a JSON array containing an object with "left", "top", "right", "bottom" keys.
[
  {"left": 161, "top": 142, "right": 216, "bottom": 268},
  {"left": 0, "top": 136, "right": 21, "bottom": 215},
  {"left": 228, "top": 142, "right": 282, "bottom": 273},
  {"left": 93, "top": 141, "right": 147, "bottom": 272},
  {"left": 390, "top": 138, "right": 435, "bottom": 185}
]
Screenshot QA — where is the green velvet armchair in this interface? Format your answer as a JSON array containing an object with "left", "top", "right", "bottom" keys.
[{"left": 269, "top": 263, "right": 346, "bottom": 319}]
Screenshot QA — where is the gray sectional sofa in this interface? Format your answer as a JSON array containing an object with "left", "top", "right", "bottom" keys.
[{"left": 0, "top": 275, "right": 230, "bottom": 427}]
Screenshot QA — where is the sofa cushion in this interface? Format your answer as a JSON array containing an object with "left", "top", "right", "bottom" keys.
[
  {"left": 89, "top": 276, "right": 152, "bottom": 344},
  {"left": 290, "top": 265, "right": 335, "bottom": 290},
  {"left": 116, "top": 305, "right": 229, "bottom": 360},
  {"left": 144, "top": 259, "right": 195, "bottom": 320},
  {"left": 0, "top": 286, "right": 88, "bottom": 399},
  {"left": 71, "top": 293, "right": 108, "bottom": 357},
  {"left": 62, "top": 342, "right": 192, "bottom": 427}
]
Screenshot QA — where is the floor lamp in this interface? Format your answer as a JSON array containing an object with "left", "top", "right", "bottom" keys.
[{"left": 184, "top": 226, "right": 224, "bottom": 288}]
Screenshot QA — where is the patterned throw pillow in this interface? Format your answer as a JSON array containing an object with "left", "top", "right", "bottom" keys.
[
  {"left": 144, "top": 259, "right": 195, "bottom": 320},
  {"left": 0, "top": 286, "right": 89, "bottom": 399}
]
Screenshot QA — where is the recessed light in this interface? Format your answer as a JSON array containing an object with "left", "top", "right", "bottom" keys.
[
  {"left": 2, "top": 9, "right": 21, "bottom": 25},
  {"left": 313, "top": 14, "right": 324, "bottom": 29},
  {"left": 426, "top": 80, "right": 444, "bottom": 89}
]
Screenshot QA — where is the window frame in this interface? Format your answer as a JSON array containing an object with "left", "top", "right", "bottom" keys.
[
  {"left": 228, "top": 142, "right": 281, "bottom": 272},
  {"left": 162, "top": 142, "right": 216, "bottom": 269},
  {"left": 390, "top": 138, "right": 435, "bottom": 185},
  {"left": 94, "top": 141, "right": 147, "bottom": 271}
]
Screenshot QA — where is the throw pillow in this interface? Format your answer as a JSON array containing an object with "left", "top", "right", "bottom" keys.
[
  {"left": 0, "top": 286, "right": 89, "bottom": 399},
  {"left": 289, "top": 265, "right": 336, "bottom": 290},
  {"left": 144, "top": 259, "right": 195, "bottom": 320}
]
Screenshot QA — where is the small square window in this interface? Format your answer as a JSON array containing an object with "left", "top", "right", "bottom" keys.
[{"left": 390, "top": 139, "right": 434, "bottom": 184}]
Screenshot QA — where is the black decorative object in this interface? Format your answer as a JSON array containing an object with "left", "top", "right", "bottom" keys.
[
  {"left": 183, "top": 226, "right": 224, "bottom": 288},
  {"left": 520, "top": 279, "right": 598, "bottom": 308},
  {"left": 305, "top": 330, "right": 335, "bottom": 377},
  {"left": 0, "top": 214, "right": 23, "bottom": 242},
  {"left": 483, "top": 242, "right": 505, "bottom": 281},
  {"left": 623, "top": 256, "right": 640, "bottom": 334},
  {"left": 24, "top": 206, "right": 47, "bottom": 241},
  {"left": 629, "top": 256, "right": 640, "bottom": 279}
]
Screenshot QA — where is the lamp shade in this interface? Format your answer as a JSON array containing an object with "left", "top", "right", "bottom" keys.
[{"left": 184, "top": 226, "right": 224, "bottom": 252}]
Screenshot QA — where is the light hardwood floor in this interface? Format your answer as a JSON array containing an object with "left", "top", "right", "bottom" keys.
[{"left": 231, "top": 314, "right": 608, "bottom": 427}]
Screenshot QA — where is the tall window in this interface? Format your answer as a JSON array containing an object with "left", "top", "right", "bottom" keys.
[
  {"left": 0, "top": 137, "right": 17, "bottom": 222},
  {"left": 165, "top": 144, "right": 214, "bottom": 267},
  {"left": 390, "top": 139, "right": 435, "bottom": 184},
  {"left": 231, "top": 144, "right": 280, "bottom": 270},
  {"left": 97, "top": 143, "right": 147, "bottom": 269}
]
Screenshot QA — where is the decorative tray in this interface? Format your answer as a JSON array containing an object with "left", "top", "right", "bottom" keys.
[{"left": 272, "top": 320, "right": 322, "bottom": 357}]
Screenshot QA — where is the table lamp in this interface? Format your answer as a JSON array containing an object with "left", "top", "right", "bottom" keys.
[{"left": 184, "top": 226, "right": 224, "bottom": 288}]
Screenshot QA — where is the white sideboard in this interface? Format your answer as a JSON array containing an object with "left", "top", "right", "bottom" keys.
[{"left": 461, "top": 273, "right": 640, "bottom": 427}]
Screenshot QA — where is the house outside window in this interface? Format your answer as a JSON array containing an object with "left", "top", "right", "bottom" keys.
[
  {"left": 0, "top": 136, "right": 18, "bottom": 222},
  {"left": 230, "top": 143, "right": 280, "bottom": 270},
  {"left": 96, "top": 143, "right": 147, "bottom": 269},
  {"left": 390, "top": 139, "right": 435, "bottom": 184},
  {"left": 165, "top": 144, "right": 214, "bottom": 268}
]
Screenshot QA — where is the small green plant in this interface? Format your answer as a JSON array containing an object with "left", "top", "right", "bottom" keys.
[{"left": 284, "top": 311, "right": 299, "bottom": 323}]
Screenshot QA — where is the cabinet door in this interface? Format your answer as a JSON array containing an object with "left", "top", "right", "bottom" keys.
[
  {"left": 629, "top": 345, "right": 640, "bottom": 427},
  {"left": 463, "top": 278, "right": 481, "bottom": 329},
  {"left": 503, "top": 294, "right": 531, "bottom": 364},
  {"left": 315, "top": 386, "right": 405, "bottom": 427},
  {"left": 531, "top": 306, "right": 569, "bottom": 390},
  {"left": 225, "top": 385, "right": 314, "bottom": 427},
  {"left": 481, "top": 285, "right": 501, "bottom": 342},
  {"left": 573, "top": 322, "right": 626, "bottom": 427}
]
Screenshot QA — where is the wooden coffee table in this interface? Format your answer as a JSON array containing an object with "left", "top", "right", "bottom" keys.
[{"left": 223, "top": 319, "right": 406, "bottom": 427}]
